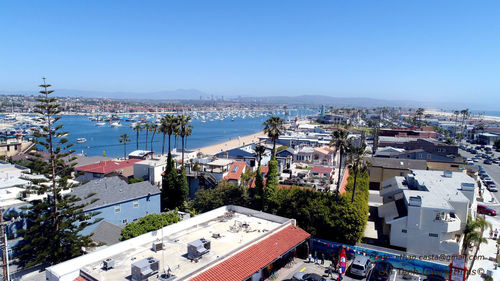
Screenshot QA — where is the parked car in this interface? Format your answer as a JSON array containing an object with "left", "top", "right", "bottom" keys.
[
  {"left": 423, "top": 274, "right": 446, "bottom": 281},
  {"left": 477, "top": 204, "right": 497, "bottom": 216},
  {"left": 367, "top": 261, "right": 395, "bottom": 281},
  {"left": 492, "top": 158, "right": 500, "bottom": 164},
  {"left": 484, "top": 159, "right": 492, "bottom": 165},
  {"left": 292, "top": 272, "right": 326, "bottom": 281},
  {"left": 350, "top": 255, "right": 372, "bottom": 277},
  {"left": 485, "top": 181, "right": 497, "bottom": 192}
]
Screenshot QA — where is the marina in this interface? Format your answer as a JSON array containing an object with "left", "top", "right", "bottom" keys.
[{"left": 0, "top": 109, "right": 313, "bottom": 158}]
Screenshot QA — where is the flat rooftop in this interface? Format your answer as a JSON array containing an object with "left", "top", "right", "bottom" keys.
[{"left": 46, "top": 206, "right": 293, "bottom": 281}]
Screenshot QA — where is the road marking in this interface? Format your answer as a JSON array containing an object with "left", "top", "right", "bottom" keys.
[{"left": 300, "top": 267, "right": 306, "bottom": 272}]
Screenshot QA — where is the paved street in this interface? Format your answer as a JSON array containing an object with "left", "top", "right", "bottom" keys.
[
  {"left": 273, "top": 258, "right": 424, "bottom": 281},
  {"left": 459, "top": 147, "right": 500, "bottom": 211}
]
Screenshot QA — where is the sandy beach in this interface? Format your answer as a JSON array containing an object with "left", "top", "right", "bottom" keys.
[
  {"left": 194, "top": 131, "right": 267, "bottom": 155},
  {"left": 426, "top": 109, "right": 500, "bottom": 122}
]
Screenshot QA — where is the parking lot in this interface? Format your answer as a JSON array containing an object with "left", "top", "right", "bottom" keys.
[
  {"left": 460, "top": 145, "right": 500, "bottom": 202},
  {"left": 275, "top": 258, "right": 424, "bottom": 281}
]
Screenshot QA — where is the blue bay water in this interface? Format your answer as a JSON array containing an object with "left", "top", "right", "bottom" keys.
[{"left": 57, "top": 110, "right": 313, "bottom": 158}]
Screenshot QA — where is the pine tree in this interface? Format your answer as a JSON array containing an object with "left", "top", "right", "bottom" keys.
[
  {"left": 253, "top": 166, "right": 265, "bottom": 210},
  {"left": 161, "top": 152, "right": 178, "bottom": 211},
  {"left": 176, "top": 166, "right": 189, "bottom": 207},
  {"left": 16, "top": 78, "right": 101, "bottom": 267}
]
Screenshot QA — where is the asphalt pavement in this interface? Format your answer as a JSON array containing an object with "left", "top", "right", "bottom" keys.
[{"left": 460, "top": 146, "right": 500, "bottom": 212}]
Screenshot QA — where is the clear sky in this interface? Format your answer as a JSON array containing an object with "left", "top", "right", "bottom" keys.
[{"left": 1, "top": 0, "right": 499, "bottom": 105}]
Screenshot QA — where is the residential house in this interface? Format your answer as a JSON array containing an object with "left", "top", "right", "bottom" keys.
[
  {"left": 74, "top": 159, "right": 142, "bottom": 182},
  {"left": 378, "top": 138, "right": 458, "bottom": 157},
  {"left": 128, "top": 150, "right": 153, "bottom": 160},
  {"left": 133, "top": 155, "right": 168, "bottom": 187},
  {"left": 367, "top": 157, "right": 427, "bottom": 190},
  {"left": 309, "top": 166, "right": 333, "bottom": 180},
  {"left": 71, "top": 176, "right": 161, "bottom": 236},
  {"left": 223, "top": 161, "right": 247, "bottom": 185},
  {"left": 378, "top": 170, "right": 477, "bottom": 255}
]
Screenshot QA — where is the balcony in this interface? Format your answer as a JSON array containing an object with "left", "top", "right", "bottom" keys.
[{"left": 435, "top": 217, "right": 461, "bottom": 233}]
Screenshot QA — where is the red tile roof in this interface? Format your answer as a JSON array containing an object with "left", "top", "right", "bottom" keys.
[
  {"left": 75, "top": 159, "right": 141, "bottom": 174},
  {"left": 74, "top": 277, "right": 86, "bottom": 281},
  {"left": 310, "top": 166, "right": 333, "bottom": 174},
  {"left": 224, "top": 161, "right": 247, "bottom": 181},
  {"left": 190, "top": 224, "right": 310, "bottom": 281}
]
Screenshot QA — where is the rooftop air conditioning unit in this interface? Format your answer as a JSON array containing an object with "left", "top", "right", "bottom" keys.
[
  {"left": 152, "top": 241, "right": 163, "bottom": 252},
  {"left": 187, "top": 238, "right": 211, "bottom": 260},
  {"left": 103, "top": 258, "right": 114, "bottom": 270},
  {"left": 131, "top": 257, "right": 159, "bottom": 281}
]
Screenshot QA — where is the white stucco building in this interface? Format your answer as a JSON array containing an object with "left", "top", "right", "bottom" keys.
[{"left": 378, "top": 170, "right": 478, "bottom": 256}]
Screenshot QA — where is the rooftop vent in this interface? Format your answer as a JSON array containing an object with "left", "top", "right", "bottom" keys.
[
  {"left": 408, "top": 196, "right": 422, "bottom": 207},
  {"left": 443, "top": 170, "right": 453, "bottom": 178}
]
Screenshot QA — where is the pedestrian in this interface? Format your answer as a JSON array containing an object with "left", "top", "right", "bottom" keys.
[
  {"left": 321, "top": 253, "right": 325, "bottom": 265},
  {"left": 495, "top": 228, "right": 499, "bottom": 239},
  {"left": 327, "top": 265, "right": 333, "bottom": 277},
  {"left": 490, "top": 228, "right": 494, "bottom": 238},
  {"left": 308, "top": 253, "right": 312, "bottom": 263},
  {"left": 314, "top": 251, "right": 318, "bottom": 264}
]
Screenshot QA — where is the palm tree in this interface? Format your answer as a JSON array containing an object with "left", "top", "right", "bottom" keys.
[
  {"left": 466, "top": 216, "right": 491, "bottom": 277},
  {"left": 119, "top": 134, "right": 131, "bottom": 159},
  {"left": 253, "top": 144, "right": 267, "bottom": 167},
  {"left": 143, "top": 123, "right": 151, "bottom": 150},
  {"left": 166, "top": 115, "right": 178, "bottom": 153},
  {"left": 416, "top": 108, "right": 424, "bottom": 125},
  {"left": 159, "top": 117, "right": 168, "bottom": 155},
  {"left": 460, "top": 109, "right": 469, "bottom": 136},
  {"left": 133, "top": 123, "right": 142, "bottom": 150},
  {"left": 174, "top": 116, "right": 181, "bottom": 151},
  {"left": 177, "top": 115, "right": 193, "bottom": 166},
  {"left": 348, "top": 143, "right": 368, "bottom": 203},
  {"left": 330, "top": 129, "right": 352, "bottom": 198},
  {"left": 149, "top": 124, "right": 158, "bottom": 156},
  {"left": 263, "top": 116, "right": 285, "bottom": 156}
]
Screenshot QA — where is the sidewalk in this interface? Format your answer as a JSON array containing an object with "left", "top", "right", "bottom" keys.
[
  {"left": 468, "top": 216, "right": 500, "bottom": 281},
  {"left": 480, "top": 187, "right": 498, "bottom": 205}
]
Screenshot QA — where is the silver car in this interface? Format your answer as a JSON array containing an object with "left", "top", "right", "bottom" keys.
[{"left": 350, "top": 254, "right": 372, "bottom": 277}]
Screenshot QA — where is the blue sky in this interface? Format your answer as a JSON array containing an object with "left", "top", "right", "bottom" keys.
[{"left": 1, "top": 0, "right": 499, "bottom": 105}]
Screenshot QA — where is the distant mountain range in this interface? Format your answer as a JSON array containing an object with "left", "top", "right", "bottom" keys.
[{"left": 0, "top": 89, "right": 489, "bottom": 110}]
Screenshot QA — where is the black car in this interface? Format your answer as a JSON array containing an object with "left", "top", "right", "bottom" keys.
[
  {"left": 367, "top": 261, "right": 394, "bottom": 281},
  {"left": 484, "top": 159, "right": 492, "bottom": 165}
]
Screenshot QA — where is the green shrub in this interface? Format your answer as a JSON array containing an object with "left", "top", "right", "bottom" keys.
[{"left": 120, "top": 211, "right": 180, "bottom": 241}]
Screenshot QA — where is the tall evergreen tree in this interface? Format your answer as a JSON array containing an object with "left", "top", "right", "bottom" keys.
[
  {"left": 16, "top": 78, "right": 101, "bottom": 267},
  {"left": 161, "top": 152, "right": 177, "bottom": 211},
  {"left": 254, "top": 166, "right": 265, "bottom": 210},
  {"left": 264, "top": 156, "right": 279, "bottom": 211}
]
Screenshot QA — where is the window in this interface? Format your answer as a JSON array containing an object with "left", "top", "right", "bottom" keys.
[
  {"left": 400, "top": 172, "right": 405, "bottom": 176},
  {"left": 429, "top": 233, "right": 438, "bottom": 237},
  {"left": 114, "top": 205, "right": 121, "bottom": 213},
  {"left": 402, "top": 229, "right": 407, "bottom": 233},
  {"left": 133, "top": 200, "right": 139, "bottom": 208},
  {"left": 122, "top": 219, "right": 128, "bottom": 224}
]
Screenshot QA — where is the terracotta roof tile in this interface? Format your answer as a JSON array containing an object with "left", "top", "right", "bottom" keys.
[
  {"left": 310, "top": 166, "right": 333, "bottom": 174},
  {"left": 224, "top": 161, "right": 247, "bottom": 181},
  {"left": 190, "top": 224, "right": 310, "bottom": 281},
  {"left": 75, "top": 159, "right": 141, "bottom": 174}
]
